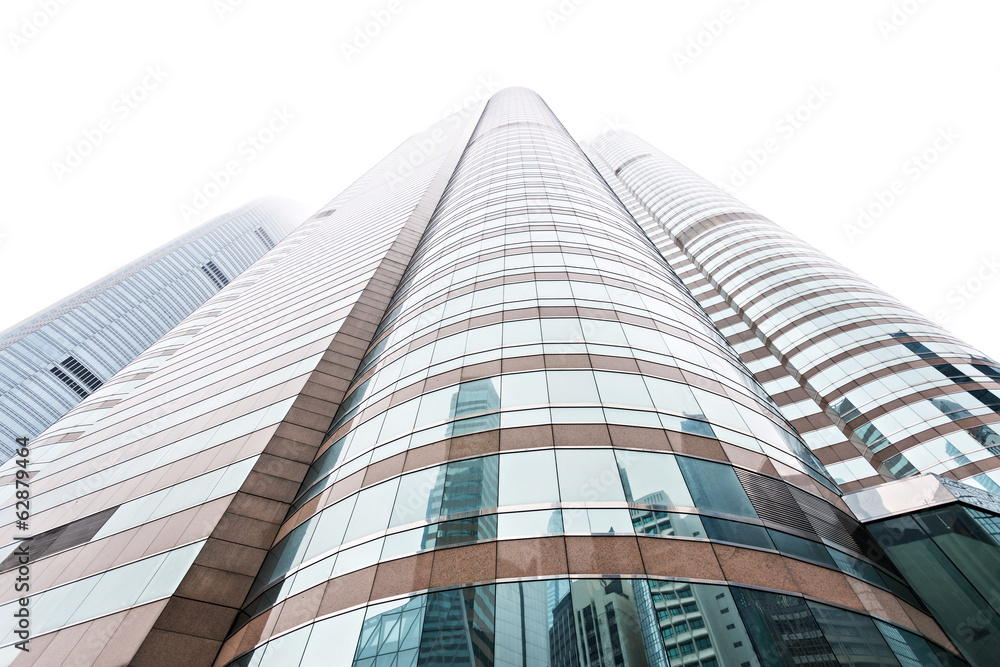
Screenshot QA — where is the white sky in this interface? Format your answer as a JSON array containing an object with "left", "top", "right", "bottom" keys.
[{"left": 3, "top": 1, "right": 998, "bottom": 359}]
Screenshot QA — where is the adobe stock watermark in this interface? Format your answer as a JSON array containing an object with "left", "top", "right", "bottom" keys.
[
  {"left": 597, "top": 115, "right": 629, "bottom": 136},
  {"left": 213, "top": 0, "right": 249, "bottom": 20},
  {"left": 544, "top": 0, "right": 589, "bottom": 31},
  {"left": 672, "top": 0, "right": 754, "bottom": 73},
  {"left": 877, "top": 0, "right": 931, "bottom": 40},
  {"left": 51, "top": 65, "right": 168, "bottom": 183},
  {"left": 382, "top": 76, "right": 502, "bottom": 190},
  {"left": 932, "top": 254, "right": 1000, "bottom": 326},
  {"left": 716, "top": 84, "right": 833, "bottom": 194},
  {"left": 843, "top": 126, "right": 958, "bottom": 244},
  {"left": 340, "top": 0, "right": 410, "bottom": 64},
  {"left": 178, "top": 107, "right": 295, "bottom": 224},
  {"left": 438, "top": 74, "right": 502, "bottom": 121},
  {"left": 8, "top": 0, "right": 71, "bottom": 53}
]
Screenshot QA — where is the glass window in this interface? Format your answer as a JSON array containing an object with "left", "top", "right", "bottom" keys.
[
  {"left": 615, "top": 450, "right": 693, "bottom": 507},
  {"left": 257, "top": 623, "right": 310, "bottom": 665},
  {"left": 503, "top": 318, "right": 541, "bottom": 345},
  {"left": 497, "top": 509, "right": 563, "bottom": 538},
  {"left": 693, "top": 389, "right": 749, "bottom": 432},
  {"left": 298, "top": 609, "right": 366, "bottom": 667},
  {"left": 377, "top": 398, "right": 420, "bottom": 443},
  {"left": 541, "top": 318, "right": 585, "bottom": 342},
  {"left": 390, "top": 464, "right": 446, "bottom": 527},
  {"left": 501, "top": 371, "right": 548, "bottom": 408},
  {"left": 495, "top": 580, "right": 578, "bottom": 666},
  {"left": 342, "top": 478, "right": 400, "bottom": 543},
  {"left": 302, "top": 497, "right": 357, "bottom": 562},
  {"left": 547, "top": 370, "right": 600, "bottom": 404},
  {"left": 467, "top": 323, "right": 502, "bottom": 353},
  {"left": 732, "top": 587, "right": 831, "bottom": 666},
  {"left": 644, "top": 377, "right": 704, "bottom": 418},
  {"left": 562, "top": 509, "right": 634, "bottom": 534},
  {"left": 594, "top": 371, "right": 654, "bottom": 408},
  {"left": 499, "top": 450, "right": 558, "bottom": 506},
  {"left": 415, "top": 387, "right": 456, "bottom": 429},
  {"left": 873, "top": 619, "right": 948, "bottom": 667},
  {"left": 441, "top": 455, "right": 499, "bottom": 515},
  {"left": 809, "top": 601, "right": 901, "bottom": 667},
  {"left": 556, "top": 448, "right": 626, "bottom": 502},
  {"left": 703, "top": 517, "right": 773, "bottom": 550},
  {"left": 331, "top": 538, "right": 383, "bottom": 577},
  {"left": 569, "top": 579, "right": 660, "bottom": 666},
  {"left": 581, "top": 318, "right": 628, "bottom": 345},
  {"left": 677, "top": 457, "right": 758, "bottom": 519},
  {"left": 380, "top": 527, "right": 425, "bottom": 561},
  {"left": 768, "top": 531, "right": 837, "bottom": 568}
]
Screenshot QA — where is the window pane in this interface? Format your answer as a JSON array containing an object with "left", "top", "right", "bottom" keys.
[
  {"left": 299, "top": 608, "right": 366, "bottom": 667},
  {"left": 343, "top": 478, "right": 400, "bottom": 543},
  {"left": 556, "top": 448, "right": 625, "bottom": 502},
  {"left": 702, "top": 517, "right": 773, "bottom": 550},
  {"left": 498, "top": 510, "right": 563, "bottom": 538},
  {"left": 677, "top": 457, "right": 757, "bottom": 519},
  {"left": 594, "top": 371, "right": 654, "bottom": 408},
  {"left": 390, "top": 465, "right": 445, "bottom": 527},
  {"left": 441, "top": 455, "right": 499, "bottom": 515},
  {"left": 541, "top": 318, "right": 585, "bottom": 342},
  {"left": 501, "top": 371, "right": 548, "bottom": 408},
  {"left": 644, "top": 377, "right": 704, "bottom": 418},
  {"left": 693, "top": 388, "right": 749, "bottom": 432},
  {"left": 809, "top": 601, "right": 901, "bottom": 667},
  {"left": 499, "top": 450, "right": 558, "bottom": 506},
  {"left": 303, "top": 497, "right": 356, "bottom": 562},
  {"left": 548, "top": 370, "right": 600, "bottom": 404},
  {"left": 732, "top": 587, "right": 834, "bottom": 666},
  {"left": 615, "top": 450, "right": 693, "bottom": 507}
]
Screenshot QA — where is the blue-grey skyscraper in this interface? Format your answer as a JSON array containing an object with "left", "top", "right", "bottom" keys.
[{"left": 0, "top": 197, "right": 302, "bottom": 458}]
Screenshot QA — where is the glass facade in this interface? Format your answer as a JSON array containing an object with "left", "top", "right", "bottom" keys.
[
  {"left": 229, "top": 578, "right": 957, "bottom": 667},
  {"left": 587, "top": 133, "right": 1000, "bottom": 494},
  {"left": 847, "top": 475, "right": 1000, "bottom": 665},
  {"left": 0, "top": 89, "right": 981, "bottom": 666},
  {"left": 0, "top": 197, "right": 301, "bottom": 458}
]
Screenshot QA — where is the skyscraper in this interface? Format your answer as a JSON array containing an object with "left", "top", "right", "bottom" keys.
[
  {"left": 0, "top": 88, "right": 991, "bottom": 666},
  {"left": 0, "top": 197, "right": 302, "bottom": 458},
  {"left": 587, "top": 133, "right": 1000, "bottom": 492}
]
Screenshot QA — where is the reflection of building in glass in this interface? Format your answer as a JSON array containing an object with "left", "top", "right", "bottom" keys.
[
  {"left": 647, "top": 581, "right": 758, "bottom": 667},
  {"left": 847, "top": 475, "right": 1000, "bottom": 665},
  {"left": 548, "top": 585, "right": 580, "bottom": 667},
  {"left": 447, "top": 377, "right": 501, "bottom": 436},
  {"left": 569, "top": 579, "right": 650, "bottom": 667}
]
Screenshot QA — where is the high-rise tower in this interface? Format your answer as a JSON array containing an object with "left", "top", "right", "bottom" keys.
[
  {"left": 587, "top": 133, "right": 1000, "bottom": 493},
  {"left": 0, "top": 197, "right": 302, "bottom": 458},
  {"left": 1, "top": 89, "right": 993, "bottom": 666}
]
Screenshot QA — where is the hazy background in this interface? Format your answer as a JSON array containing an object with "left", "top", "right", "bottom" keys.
[{"left": 3, "top": 0, "right": 998, "bottom": 358}]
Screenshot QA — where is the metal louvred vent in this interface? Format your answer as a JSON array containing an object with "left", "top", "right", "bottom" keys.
[
  {"left": 734, "top": 468, "right": 814, "bottom": 536},
  {"left": 789, "top": 487, "right": 861, "bottom": 553}
]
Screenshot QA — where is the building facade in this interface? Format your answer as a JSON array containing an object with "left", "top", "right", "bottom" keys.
[
  {"left": 0, "top": 198, "right": 302, "bottom": 457},
  {"left": 586, "top": 134, "right": 1000, "bottom": 493},
  {"left": 0, "top": 89, "right": 994, "bottom": 666}
]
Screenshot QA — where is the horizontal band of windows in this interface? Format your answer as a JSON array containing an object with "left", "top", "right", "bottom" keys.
[
  {"left": 269, "top": 449, "right": 872, "bottom": 613},
  {"left": 225, "top": 575, "right": 952, "bottom": 667},
  {"left": 236, "top": 506, "right": 901, "bottom": 632},
  {"left": 307, "top": 372, "right": 827, "bottom": 506},
  {"left": 335, "top": 317, "right": 777, "bottom": 437}
]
